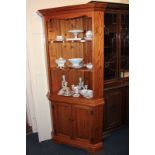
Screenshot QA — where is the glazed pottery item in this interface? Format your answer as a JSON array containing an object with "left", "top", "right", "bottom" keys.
[
  {"left": 86, "top": 63, "right": 93, "bottom": 69},
  {"left": 68, "top": 29, "right": 83, "bottom": 39},
  {"left": 85, "top": 30, "right": 93, "bottom": 39},
  {"left": 56, "top": 35, "right": 64, "bottom": 41},
  {"left": 55, "top": 57, "right": 66, "bottom": 69},
  {"left": 68, "top": 58, "right": 83, "bottom": 67}
]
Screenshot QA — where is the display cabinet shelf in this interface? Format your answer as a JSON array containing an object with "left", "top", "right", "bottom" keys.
[
  {"left": 48, "top": 93, "right": 104, "bottom": 106},
  {"left": 50, "top": 67, "right": 93, "bottom": 72},
  {"left": 49, "top": 40, "right": 92, "bottom": 44}
]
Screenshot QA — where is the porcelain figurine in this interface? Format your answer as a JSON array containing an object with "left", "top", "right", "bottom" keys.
[
  {"left": 78, "top": 77, "right": 84, "bottom": 89},
  {"left": 58, "top": 75, "right": 68, "bottom": 95}
]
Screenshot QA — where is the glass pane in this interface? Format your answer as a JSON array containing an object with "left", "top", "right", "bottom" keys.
[
  {"left": 120, "top": 14, "right": 129, "bottom": 78},
  {"left": 104, "top": 13, "right": 117, "bottom": 80}
]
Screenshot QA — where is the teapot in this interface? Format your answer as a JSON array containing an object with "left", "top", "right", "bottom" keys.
[{"left": 55, "top": 57, "right": 66, "bottom": 69}]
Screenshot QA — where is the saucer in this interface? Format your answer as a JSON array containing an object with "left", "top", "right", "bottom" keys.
[
  {"left": 55, "top": 39, "right": 64, "bottom": 41},
  {"left": 68, "top": 30, "right": 83, "bottom": 33},
  {"left": 66, "top": 38, "right": 82, "bottom": 41},
  {"left": 69, "top": 64, "right": 83, "bottom": 69},
  {"left": 84, "top": 37, "right": 92, "bottom": 40}
]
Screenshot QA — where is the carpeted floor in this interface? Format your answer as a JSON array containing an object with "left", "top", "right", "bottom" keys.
[{"left": 26, "top": 127, "right": 129, "bottom": 155}]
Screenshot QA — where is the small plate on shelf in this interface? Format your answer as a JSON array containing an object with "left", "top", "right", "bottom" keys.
[
  {"left": 68, "top": 64, "right": 84, "bottom": 69},
  {"left": 68, "top": 29, "right": 83, "bottom": 33},
  {"left": 84, "top": 37, "right": 92, "bottom": 40},
  {"left": 55, "top": 39, "right": 65, "bottom": 42},
  {"left": 66, "top": 38, "right": 82, "bottom": 41}
]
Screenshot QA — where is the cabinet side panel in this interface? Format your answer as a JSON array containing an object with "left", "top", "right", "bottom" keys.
[
  {"left": 92, "top": 105, "right": 103, "bottom": 143},
  {"left": 43, "top": 18, "right": 52, "bottom": 93},
  {"left": 92, "top": 11, "right": 104, "bottom": 98}
]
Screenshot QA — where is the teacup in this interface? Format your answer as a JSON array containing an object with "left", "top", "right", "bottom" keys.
[
  {"left": 86, "top": 63, "right": 93, "bottom": 70},
  {"left": 86, "top": 30, "right": 93, "bottom": 39},
  {"left": 56, "top": 35, "right": 64, "bottom": 41}
]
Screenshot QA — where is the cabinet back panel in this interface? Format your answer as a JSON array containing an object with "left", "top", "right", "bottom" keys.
[
  {"left": 47, "top": 17, "right": 92, "bottom": 67},
  {"left": 51, "top": 70, "right": 92, "bottom": 93}
]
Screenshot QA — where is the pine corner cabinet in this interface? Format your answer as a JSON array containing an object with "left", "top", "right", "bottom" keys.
[{"left": 38, "top": 1, "right": 129, "bottom": 153}]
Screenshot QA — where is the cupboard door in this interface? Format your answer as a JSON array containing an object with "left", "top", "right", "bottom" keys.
[
  {"left": 53, "top": 102, "right": 72, "bottom": 138},
  {"left": 120, "top": 14, "right": 129, "bottom": 73},
  {"left": 104, "top": 89, "right": 122, "bottom": 130},
  {"left": 72, "top": 105, "right": 93, "bottom": 142},
  {"left": 104, "top": 13, "right": 118, "bottom": 80}
]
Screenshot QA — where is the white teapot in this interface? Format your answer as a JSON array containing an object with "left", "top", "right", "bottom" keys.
[{"left": 55, "top": 57, "right": 66, "bottom": 69}]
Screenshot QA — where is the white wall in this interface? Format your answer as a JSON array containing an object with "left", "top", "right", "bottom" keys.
[{"left": 26, "top": 0, "right": 129, "bottom": 142}]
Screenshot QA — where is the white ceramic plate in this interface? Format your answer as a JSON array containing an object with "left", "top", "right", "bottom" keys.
[
  {"left": 55, "top": 39, "right": 64, "bottom": 41},
  {"left": 84, "top": 37, "right": 92, "bottom": 40},
  {"left": 66, "top": 38, "right": 82, "bottom": 41},
  {"left": 68, "top": 64, "right": 83, "bottom": 69},
  {"left": 68, "top": 30, "right": 83, "bottom": 33}
]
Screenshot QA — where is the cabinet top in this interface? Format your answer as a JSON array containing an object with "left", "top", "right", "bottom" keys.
[{"left": 37, "top": 1, "right": 128, "bottom": 17}]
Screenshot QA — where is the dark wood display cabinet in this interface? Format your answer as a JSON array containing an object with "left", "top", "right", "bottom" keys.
[
  {"left": 38, "top": 1, "right": 129, "bottom": 152},
  {"left": 103, "top": 3, "right": 129, "bottom": 134}
]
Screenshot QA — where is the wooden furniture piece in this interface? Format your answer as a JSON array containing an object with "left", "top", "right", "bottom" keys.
[
  {"left": 38, "top": 2, "right": 106, "bottom": 153},
  {"left": 103, "top": 3, "right": 129, "bottom": 134},
  {"left": 38, "top": 1, "right": 129, "bottom": 152}
]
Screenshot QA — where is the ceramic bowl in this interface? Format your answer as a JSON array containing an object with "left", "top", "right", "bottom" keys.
[
  {"left": 81, "top": 89, "right": 93, "bottom": 99},
  {"left": 68, "top": 58, "right": 83, "bottom": 67}
]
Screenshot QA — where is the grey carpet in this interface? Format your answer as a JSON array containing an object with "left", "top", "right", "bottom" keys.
[{"left": 26, "top": 127, "right": 129, "bottom": 155}]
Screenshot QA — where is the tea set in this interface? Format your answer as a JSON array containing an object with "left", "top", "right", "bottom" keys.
[
  {"left": 55, "top": 57, "right": 93, "bottom": 70},
  {"left": 57, "top": 75, "right": 93, "bottom": 99}
]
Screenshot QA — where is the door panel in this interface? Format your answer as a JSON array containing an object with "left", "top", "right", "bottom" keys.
[
  {"left": 104, "top": 89, "right": 122, "bottom": 130},
  {"left": 104, "top": 13, "right": 118, "bottom": 80},
  {"left": 54, "top": 102, "right": 72, "bottom": 137},
  {"left": 72, "top": 105, "right": 92, "bottom": 142}
]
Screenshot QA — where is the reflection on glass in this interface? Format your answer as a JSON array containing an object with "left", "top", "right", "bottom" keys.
[
  {"left": 104, "top": 13, "right": 117, "bottom": 80},
  {"left": 121, "top": 14, "right": 129, "bottom": 78}
]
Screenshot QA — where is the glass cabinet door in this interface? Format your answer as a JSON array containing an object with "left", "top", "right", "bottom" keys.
[
  {"left": 120, "top": 14, "right": 129, "bottom": 78},
  {"left": 104, "top": 13, "right": 118, "bottom": 80}
]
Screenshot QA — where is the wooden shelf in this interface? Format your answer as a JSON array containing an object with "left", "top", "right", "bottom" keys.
[
  {"left": 50, "top": 67, "right": 93, "bottom": 72},
  {"left": 48, "top": 40, "right": 92, "bottom": 44},
  {"left": 48, "top": 93, "right": 104, "bottom": 106}
]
